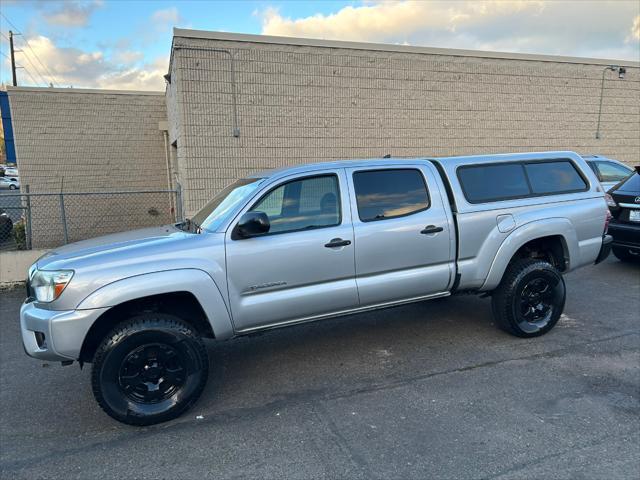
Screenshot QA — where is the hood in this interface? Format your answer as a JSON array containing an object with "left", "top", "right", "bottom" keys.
[{"left": 37, "top": 225, "right": 189, "bottom": 270}]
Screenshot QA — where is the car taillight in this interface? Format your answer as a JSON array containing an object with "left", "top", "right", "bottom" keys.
[
  {"left": 605, "top": 193, "right": 617, "bottom": 208},
  {"left": 604, "top": 209, "right": 612, "bottom": 234}
]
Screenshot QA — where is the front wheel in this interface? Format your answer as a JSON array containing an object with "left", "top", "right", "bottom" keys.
[
  {"left": 491, "top": 259, "right": 565, "bottom": 338},
  {"left": 91, "top": 313, "right": 209, "bottom": 426},
  {"left": 9, "top": 184, "right": 17, "bottom": 190}
]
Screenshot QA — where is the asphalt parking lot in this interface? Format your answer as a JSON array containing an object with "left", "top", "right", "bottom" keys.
[{"left": 1, "top": 257, "right": 638, "bottom": 479}]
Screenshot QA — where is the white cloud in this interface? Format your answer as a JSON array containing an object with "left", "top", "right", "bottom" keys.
[
  {"left": 112, "top": 50, "right": 144, "bottom": 64},
  {"left": 0, "top": 4, "right": 181, "bottom": 91},
  {"left": 43, "top": 0, "right": 103, "bottom": 28},
  {"left": 99, "top": 56, "right": 168, "bottom": 91},
  {"left": 260, "top": 0, "right": 640, "bottom": 61},
  {"left": 13, "top": 35, "right": 166, "bottom": 91},
  {"left": 151, "top": 7, "right": 182, "bottom": 27}
]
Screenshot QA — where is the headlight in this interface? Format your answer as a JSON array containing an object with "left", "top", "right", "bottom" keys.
[{"left": 30, "top": 270, "right": 74, "bottom": 303}]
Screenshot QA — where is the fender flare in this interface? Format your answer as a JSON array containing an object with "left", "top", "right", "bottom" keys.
[
  {"left": 480, "top": 218, "right": 578, "bottom": 291},
  {"left": 77, "top": 268, "right": 235, "bottom": 340}
]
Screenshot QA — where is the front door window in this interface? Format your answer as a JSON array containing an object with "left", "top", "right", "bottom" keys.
[{"left": 250, "top": 174, "right": 341, "bottom": 234}]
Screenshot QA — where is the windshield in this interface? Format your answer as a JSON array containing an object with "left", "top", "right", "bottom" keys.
[
  {"left": 617, "top": 171, "right": 639, "bottom": 193},
  {"left": 190, "top": 178, "right": 264, "bottom": 232}
]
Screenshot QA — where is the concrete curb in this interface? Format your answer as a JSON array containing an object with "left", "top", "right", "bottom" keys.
[{"left": 0, "top": 250, "right": 48, "bottom": 286}]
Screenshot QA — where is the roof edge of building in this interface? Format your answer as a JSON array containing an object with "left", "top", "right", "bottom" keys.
[
  {"left": 5, "top": 86, "right": 165, "bottom": 96},
  {"left": 173, "top": 28, "right": 640, "bottom": 68}
]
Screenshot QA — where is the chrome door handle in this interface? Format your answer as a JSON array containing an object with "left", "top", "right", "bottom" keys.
[
  {"left": 420, "top": 225, "right": 444, "bottom": 234},
  {"left": 325, "top": 238, "right": 351, "bottom": 248}
]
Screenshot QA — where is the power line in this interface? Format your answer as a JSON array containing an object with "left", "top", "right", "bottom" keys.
[
  {"left": 0, "top": 12, "right": 18, "bottom": 30},
  {"left": 18, "top": 36, "right": 60, "bottom": 86},
  {"left": 17, "top": 47, "right": 49, "bottom": 86},
  {"left": 0, "top": 12, "right": 60, "bottom": 86},
  {"left": 3, "top": 30, "right": 50, "bottom": 86},
  {"left": 18, "top": 64, "right": 39, "bottom": 85},
  {"left": 0, "top": 49, "right": 10, "bottom": 60}
]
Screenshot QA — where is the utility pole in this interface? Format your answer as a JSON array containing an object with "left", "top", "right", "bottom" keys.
[{"left": 9, "top": 30, "right": 17, "bottom": 86}]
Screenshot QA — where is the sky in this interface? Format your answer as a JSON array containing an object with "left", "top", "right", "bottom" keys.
[{"left": 0, "top": 0, "right": 638, "bottom": 91}]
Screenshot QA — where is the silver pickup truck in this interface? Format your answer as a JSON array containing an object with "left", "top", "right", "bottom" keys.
[{"left": 21, "top": 151, "right": 612, "bottom": 425}]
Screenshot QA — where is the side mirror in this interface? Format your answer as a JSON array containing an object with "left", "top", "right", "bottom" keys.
[{"left": 233, "top": 211, "right": 270, "bottom": 239}]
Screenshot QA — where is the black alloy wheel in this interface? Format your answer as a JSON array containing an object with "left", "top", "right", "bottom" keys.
[
  {"left": 516, "top": 276, "right": 562, "bottom": 334},
  {"left": 92, "top": 314, "right": 209, "bottom": 426},
  {"left": 118, "top": 343, "right": 187, "bottom": 404},
  {"left": 492, "top": 258, "right": 566, "bottom": 337}
]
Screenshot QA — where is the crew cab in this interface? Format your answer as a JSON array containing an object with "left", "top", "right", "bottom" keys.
[{"left": 21, "top": 151, "right": 611, "bottom": 425}]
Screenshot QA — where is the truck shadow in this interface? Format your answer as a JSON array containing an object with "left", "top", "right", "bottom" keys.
[{"left": 198, "top": 294, "right": 505, "bottom": 412}]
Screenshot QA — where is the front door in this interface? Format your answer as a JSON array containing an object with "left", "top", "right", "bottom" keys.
[
  {"left": 346, "top": 165, "right": 454, "bottom": 306},
  {"left": 225, "top": 170, "right": 358, "bottom": 331}
]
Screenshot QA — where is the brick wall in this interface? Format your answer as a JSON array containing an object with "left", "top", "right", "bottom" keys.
[
  {"left": 7, "top": 87, "right": 171, "bottom": 247},
  {"left": 168, "top": 31, "right": 640, "bottom": 216}
]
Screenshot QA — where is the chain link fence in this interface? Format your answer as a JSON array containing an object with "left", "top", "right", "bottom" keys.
[{"left": 0, "top": 186, "right": 183, "bottom": 252}]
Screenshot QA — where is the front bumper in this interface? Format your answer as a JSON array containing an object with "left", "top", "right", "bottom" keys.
[
  {"left": 608, "top": 222, "right": 640, "bottom": 251},
  {"left": 20, "top": 302, "right": 108, "bottom": 362}
]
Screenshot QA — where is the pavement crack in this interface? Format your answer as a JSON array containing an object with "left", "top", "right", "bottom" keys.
[
  {"left": 482, "top": 428, "right": 639, "bottom": 480},
  {"left": 311, "top": 403, "right": 376, "bottom": 480},
  {"left": 322, "top": 330, "right": 640, "bottom": 402}
]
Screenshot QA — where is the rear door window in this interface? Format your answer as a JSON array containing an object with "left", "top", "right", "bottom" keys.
[
  {"left": 353, "top": 169, "right": 429, "bottom": 222},
  {"left": 525, "top": 161, "right": 587, "bottom": 194},
  {"left": 457, "top": 163, "right": 530, "bottom": 203}
]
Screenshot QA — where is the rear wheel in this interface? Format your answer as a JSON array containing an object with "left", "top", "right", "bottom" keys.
[
  {"left": 612, "top": 246, "right": 638, "bottom": 262},
  {"left": 91, "top": 313, "right": 209, "bottom": 426},
  {"left": 491, "top": 259, "right": 565, "bottom": 338}
]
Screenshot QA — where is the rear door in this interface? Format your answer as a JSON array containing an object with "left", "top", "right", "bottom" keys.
[
  {"left": 225, "top": 169, "right": 358, "bottom": 331},
  {"left": 346, "top": 164, "right": 454, "bottom": 306}
]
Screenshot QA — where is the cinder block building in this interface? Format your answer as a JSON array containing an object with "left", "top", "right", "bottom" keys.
[
  {"left": 4, "top": 28, "right": 640, "bottom": 234},
  {"left": 7, "top": 88, "right": 168, "bottom": 192},
  {"left": 4, "top": 88, "right": 173, "bottom": 246}
]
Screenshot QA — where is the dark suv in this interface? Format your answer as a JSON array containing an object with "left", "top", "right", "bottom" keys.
[{"left": 606, "top": 166, "right": 640, "bottom": 262}]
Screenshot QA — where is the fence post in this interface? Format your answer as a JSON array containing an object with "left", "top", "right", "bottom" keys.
[
  {"left": 24, "top": 184, "right": 32, "bottom": 250},
  {"left": 175, "top": 182, "right": 184, "bottom": 222},
  {"left": 59, "top": 192, "right": 69, "bottom": 244}
]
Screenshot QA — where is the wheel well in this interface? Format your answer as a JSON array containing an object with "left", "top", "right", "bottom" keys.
[
  {"left": 79, "top": 291, "right": 214, "bottom": 363},
  {"left": 512, "top": 235, "right": 568, "bottom": 272}
]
